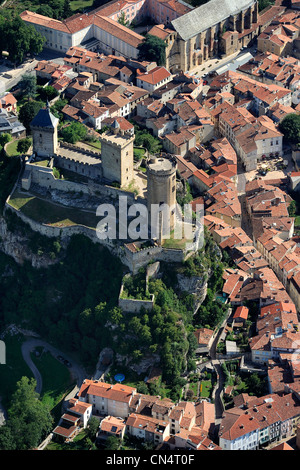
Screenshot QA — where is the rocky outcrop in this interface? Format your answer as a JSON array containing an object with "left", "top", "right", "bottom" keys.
[
  {"left": 0, "top": 216, "right": 60, "bottom": 269},
  {"left": 177, "top": 273, "right": 208, "bottom": 315}
]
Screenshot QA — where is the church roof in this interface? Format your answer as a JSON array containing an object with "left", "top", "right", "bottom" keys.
[
  {"left": 30, "top": 104, "right": 59, "bottom": 129},
  {"left": 171, "top": 0, "right": 255, "bottom": 41}
]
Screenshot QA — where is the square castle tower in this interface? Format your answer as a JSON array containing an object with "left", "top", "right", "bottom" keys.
[
  {"left": 30, "top": 107, "right": 134, "bottom": 188},
  {"left": 30, "top": 102, "right": 59, "bottom": 158},
  {"left": 99, "top": 120, "right": 134, "bottom": 188}
]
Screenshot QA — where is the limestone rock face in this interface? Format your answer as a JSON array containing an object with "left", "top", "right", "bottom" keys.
[
  {"left": 0, "top": 217, "right": 58, "bottom": 269},
  {"left": 177, "top": 273, "right": 208, "bottom": 315}
]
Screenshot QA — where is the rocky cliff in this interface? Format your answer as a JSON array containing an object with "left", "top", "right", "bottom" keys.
[
  {"left": 177, "top": 273, "right": 208, "bottom": 315},
  {"left": 0, "top": 216, "right": 62, "bottom": 269}
]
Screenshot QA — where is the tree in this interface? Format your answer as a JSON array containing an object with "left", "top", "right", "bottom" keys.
[
  {"left": 86, "top": 416, "right": 100, "bottom": 441},
  {"left": 19, "top": 101, "right": 44, "bottom": 132},
  {"left": 134, "top": 126, "right": 162, "bottom": 154},
  {"left": 258, "top": 0, "right": 275, "bottom": 12},
  {"left": 37, "top": 85, "right": 59, "bottom": 102},
  {"left": 60, "top": 121, "right": 87, "bottom": 143},
  {"left": 279, "top": 114, "right": 300, "bottom": 145},
  {"left": 20, "top": 74, "right": 37, "bottom": 100},
  {"left": 0, "top": 17, "right": 45, "bottom": 64},
  {"left": 105, "top": 435, "right": 121, "bottom": 450},
  {"left": 138, "top": 34, "right": 167, "bottom": 66},
  {"left": 62, "top": 0, "right": 72, "bottom": 18},
  {"left": 36, "top": 5, "right": 54, "bottom": 17},
  {"left": 50, "top": 98, "right": 68, "bottom": 119},
  {"left": 0, "top": 133, "right": 12, "bottom": 149},
  {"left": 288, "top": 199, "right": 297, "bottom": 218},
  {"left": 118, "top": 11, "right": 129, "bottom": 27},
  {"left": 92, "top": 0, "right": 111, "bottom": 9},
  {"left": 0, "top": 426, "right": 16, "bottom": 450},
  {"left": 0, "top": 376, "right": 53, "bottom": 450},
  {"left": 17, "top": 138, "right": 32, "bottom": 154}
]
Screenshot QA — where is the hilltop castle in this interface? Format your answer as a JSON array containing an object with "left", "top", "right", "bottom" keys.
[
  {"left": 14, "top": 104, "right": 203, "bottom": 273},
  {"left": 23, "top": 103, "right": 179, "bottom": 234}
]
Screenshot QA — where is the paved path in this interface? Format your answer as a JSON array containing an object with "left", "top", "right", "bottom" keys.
[{"left": 21, "top": 338, "right": 88, "bottom": 395}]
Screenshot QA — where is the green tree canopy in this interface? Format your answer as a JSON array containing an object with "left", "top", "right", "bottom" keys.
[
  {"left": 37, "top": 85, "right": 59, "bottom": 102},
  {"left": 17, "top": 138, "right": 32, "bottom": 154},
  {"left": 19, "top": 74, "right": 37, "bottom": 100},
  {"left": 138, "top": 34, "right": 167, "bottom": 66},
  {"left": 0, "top": 377, "right": 53, "bottom": 450},
  {"left": 0, "top": 133, "right": 12, "bottom": 149},
  {"left": 0, "top": 16, "right": 45, "bottom": 64},
  {"left": 60, "top": 121, "right": 87, "bottom": 144},
  {"left": 258, "top": 0, "right": 275, "bottom": 12},
  {"left": 118, "top": 11, "right": 129, "bottom": 26},
  {"left": 19, "top": 101, "right": 44, "bottom": 132},
  {"left": 36, "top": 4, "right": 54, "bottom": 17},
  {"left": 134, "top": 126, "right": 162, "bottom": 154},
  {"left": 279, "top": 113, "right": 300, "bottom": 145}
]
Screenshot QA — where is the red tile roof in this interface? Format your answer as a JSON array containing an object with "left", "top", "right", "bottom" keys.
[{"left": 137, "top": 66, "right": 171, "bottom": 85}]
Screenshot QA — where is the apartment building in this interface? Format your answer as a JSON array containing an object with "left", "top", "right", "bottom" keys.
[
  {"left": 126, "top": 413, "right": 170, "bottom": 445},
  {"left": 219, "top": 393, "right": 300, "bottom": 450},
  {"left": 136, "top": 66, "right": 172, "bottom": 93},
  {"left": 78, "top": 380, "right": 136, "bottom": 419},
  {"left": 257, "top": 10, "right": 300, "bottom": 57},
  {"left": 20, "top": 8, "right": 144, "bottom": 59}
]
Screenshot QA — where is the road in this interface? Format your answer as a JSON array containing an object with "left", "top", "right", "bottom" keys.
[
  {"left": 0, "top": 336, "right": 88, "bottom": 427},
  {"left": 0, "top": 49, "right": 66, "bottom": 93},
  {"left": 21, "top": 338, "right": 88, "bottom": 395}
]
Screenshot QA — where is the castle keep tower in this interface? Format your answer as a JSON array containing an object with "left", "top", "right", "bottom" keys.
[
  {"left": 30, "top": 102, "right": 59, "bottom": 158},
  {"left": 100, "top": 120, "right": 134, "bottom": 188},
  {"left": 146, "top": 156, "right": 177, "bottom": 237}
]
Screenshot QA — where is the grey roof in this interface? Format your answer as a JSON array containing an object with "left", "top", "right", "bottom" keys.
[
  {"left": 0, "top": 116, "right": 12, "bottom": 131},
  {"left": 30, "top": 107, "right": 59, "bottom": 129},
  {"left": 111, "top": 119, "right": 120, "bottom": 128},
  {"left": 171, "top": 0, "right": 255, "bottom": 41}
]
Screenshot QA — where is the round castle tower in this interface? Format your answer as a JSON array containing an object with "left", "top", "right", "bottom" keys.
[{"left": 146, "top": 155, "right": 177, "bottom": 236}]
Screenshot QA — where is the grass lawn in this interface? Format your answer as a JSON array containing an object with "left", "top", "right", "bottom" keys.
[
  {"left": 6, "top": 138, "right": 32, "bottom": 157},
  {"left": 83, "top": 140, "right": 102, "bottom": 150},
  {"left": 162, "top": 230, "right": 190, "bottom": 250},
  {"left": 295, "top": 215, "right": 300, "bottom": 227},
  {"left": 30, "top": 350, "right": 75, "bottom": 413},
  {"left": 8, "top": 189, "right": 99, "bottom": 229},
  {"left": 5, "top": 140, "right": 21, "bottom": 157},
  {"left": 106, "top": 364, "right": 146, "bottom": 389},
  {"left": 134, "top": 147, "right": 145, "bottom": 160},
  {"left": 0, "top": 334, "right": 75, "bottom": 424},
  {"left": 70, "top": 0, "right": 94, "bottom": 11},
  {"left": 199, "top": 380, "right": 212, "bottom": 398},
  {"left": 30, "top": 159, "right": 49, "bottom": 168},
  {"left": 0, "top": 334, "right": 34, "bottom": 409}
]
